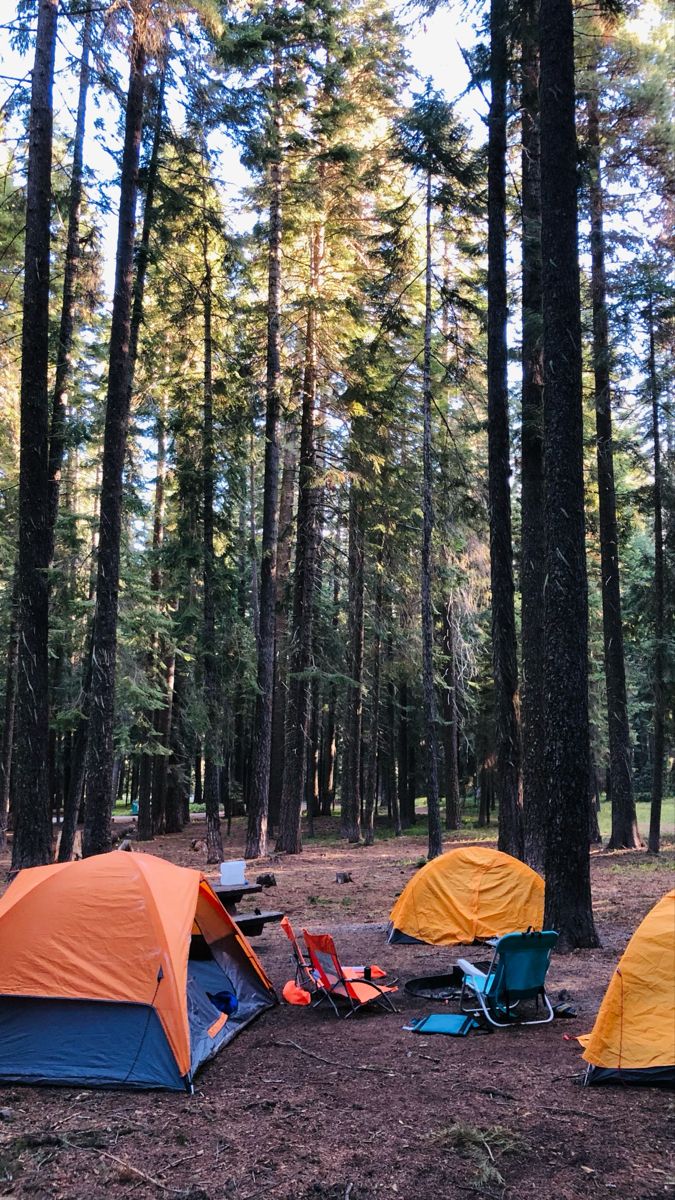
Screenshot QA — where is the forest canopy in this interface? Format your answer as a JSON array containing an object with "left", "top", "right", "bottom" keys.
[{"left": 0, "top": 0, "right": 672, "bottom": 949}]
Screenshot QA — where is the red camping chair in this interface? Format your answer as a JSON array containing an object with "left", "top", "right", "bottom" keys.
[
  {"left": 280, "top": 916, "right": 315, "bottom": 991},
  {"left": 280, "top": 916, "right": 388, "bottom": 991},
  {"left": 302, "top": 930, "right": 398, "bottom": 1017}
]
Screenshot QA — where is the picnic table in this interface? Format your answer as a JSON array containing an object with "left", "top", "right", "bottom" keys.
[
  {"left": 210, "top": 881, "right": 283, "bottom": 938},
  {"left": 211, "top": 881, "right": 263, "bottom": 914}
]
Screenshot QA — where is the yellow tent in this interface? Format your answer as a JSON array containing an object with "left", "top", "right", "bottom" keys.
[
  {"left": 387, "top": 845, "right": 544, "bottom": 946},
  {"left": 579, "top": 889, "right": 675, "bottom": 1086}
]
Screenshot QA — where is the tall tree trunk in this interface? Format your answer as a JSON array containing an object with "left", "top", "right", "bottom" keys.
[
  {"left": 487, "top": 0, "right": 523, "bottom": 861},
  {"left": 248, "top": 446, "right": 261, "bottom": 643},
  {"left": 165, "top": 643, "right": 187, "bottom": 834},
  {"left": 442, "top": 595, "right": 461, "bottom": 830},
  {"left": 201, "top": 226, "right": 223, "bottom": 865},
  {"left": 82, "top": 21, "right": 146, "bottom": 858},
  {"left": 520, "top": 0, "right": 547, "bottom": 872},
  {"left": 0, "top": 572, "right": 19, "bottom": 852},
  {"left": 151, "top": 650, "right": 174, "bottom": 835},
  {"left": 304, "top": 675, "right": 321, "bottom": 838},
  {"left": 137, "top": 410, "right": 166, "bottom": 842},
  {"left": 128, "top": 51, "right": 168, "bottom": 401},
  {"left": 397, "top": 678, "right": 410, "bottom": 826},
  {"left": 276, "top": 224, "right": 323, "bottom": 854},
  {"left": 12, "top": 0, "right": 59, "bottom": 870},
  {"left": 246, "top": 72, "right": 283, "bottom": 858},
  {"left": 320, "top": 545, "right": 340, "bottom": 816},
  {"left": 386, "top": 630, "right": 402, "bottom": 836},
  {"left": 421, "top": 169, "right": 442, "bottom": 861},
  {"left": 587, "top": 72, "right": 640, "bottom": 851},
  {"left": 193, "top": 750, "right": 202, "bottom": 809},
  {"left": 341, "top": 477, "right": 365, "bottom": 842},
  {"left": 540, "top": 0, "right": 598, "bottom": 948},
  {"left": 84, "top": 46, "right": 163, "bottom": 849},
  {"left": 269, "top": 426, "right": 297, "bottom": 829},
  {"left": 647, "top": 295, "right": 665, "bottom": 854},
  {"left": 47, "top": 4, "right": 92, "bottom": 559},
  {"left": 58, "top": 639, "right": 92, "bottom": 862},
  {"left": 364, "top": 544, "right": 384, "bottom": 846},
  {"left": 149, "top": 408, "right": 166, "bottom": 834},
  {"left": 137, "top": 754, "right": 153, "bottom": 840}
]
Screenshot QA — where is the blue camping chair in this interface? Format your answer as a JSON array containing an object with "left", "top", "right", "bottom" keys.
[{"left": 457, "top": 930, "right": 558, "bottom": 1027}]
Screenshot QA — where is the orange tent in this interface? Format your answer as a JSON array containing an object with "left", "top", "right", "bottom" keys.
[
  {"left": 0, "top": 852, "right": 276, "bottom": 1090},
  {"left": 579, "top": 889, "right": 675, "bottom": 1086},
  {"left": 388, "top": 845, "right": 544, "bottom": 945}
]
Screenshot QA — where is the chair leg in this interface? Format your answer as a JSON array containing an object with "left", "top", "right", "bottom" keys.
[{"left": 519, "top": 991, "right": 555, "bottom": 1025}]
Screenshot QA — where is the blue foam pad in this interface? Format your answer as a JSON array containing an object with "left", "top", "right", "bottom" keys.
[{"left": 405, "top": 1013, "right": 477, "bottom": 1036}]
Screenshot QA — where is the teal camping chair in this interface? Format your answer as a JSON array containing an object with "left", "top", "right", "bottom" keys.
[{"left": 458, "top": 930, "right": 558, "bottom": 1027}]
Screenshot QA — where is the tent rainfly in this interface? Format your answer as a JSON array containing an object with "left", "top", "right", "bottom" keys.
[
  {"left": 579, "top": 889, "right": 675, "bottom": 1086},
  {"left": 0, "top": 852, "right": 277, "bottom": 1090},
  {"left": 387, "top": 845, "right": 544, "bottom": 946}
]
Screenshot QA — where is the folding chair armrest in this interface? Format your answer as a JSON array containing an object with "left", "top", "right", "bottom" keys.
[{"left": 457, "top": 958, "right": 487, "bottom": 982}]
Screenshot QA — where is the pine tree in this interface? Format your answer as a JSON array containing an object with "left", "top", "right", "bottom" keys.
[
  {"left": 487, "top": 0, "right": 522, "bottom": 859},
  {"left": 83, "top": 4, "right": 148, "bottom": 857},
  {"left": 396, "top": 88, "right": 478, "bottom": 860},
  {"left": 11, "top": 0, "right": 59, "bottom": 870},
  {"left": 540, "top": 0, "right": 598, "bottom": 948},
  {"left": 585, "top": 53, "right": 640, "bottom": 851},
  {"left": 519, "top": 0, "right": 546, "bottom": 871}
]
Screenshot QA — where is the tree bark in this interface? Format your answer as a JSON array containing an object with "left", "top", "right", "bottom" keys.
[
  {"left": 341, "top": 476, "right": 365, "bottom": 842},
  {"left": 58, "top": 640, "right": 92, "bottom": 862},
  {"left": 276, "top": 224, "right": 323, "bottom": 854},
  {"left": 151, "top": 650, "right": 174, "bottom": 835},
  {"left": 0, "top": 572, "right": 19, "bottom": 852},
  {"left": 587, "top": 72, "right": 640, "bottom": 851},
  {"left": 165, "top": 645, "right": 187, "bottom": 834},
  {"left": 320, "top": 545, "right": 340, "bottom": 816},
  {"left": 82, "top": 20, "right": 146, "bottom": 858},
  {"left": 127, "top": 49, "right": 167, "bottom": 404},
  {"left": 441, "top": 595, "right": 461, "bottom": 830},
  {"left": 520, "top": 0, "right": 547, "bottom": 872},
  {"left": 137, "top": 753, "right": 153, "bottom": 840},
  {"left": 386, "top": 631, "right": 402, "bottom": 836},
  {"left": 364, "top": 545, "right": 384, "bottom": 845},
  {"left": 269, "top": 426, "right": 298, "bottom": 829},
  {"left": 149, "top": 408, "right": 166, "bottom": 835},
  {"left": 487, "top": 0, "right": 523, "bottom": 861},
  {"left": 421, "top": 168, "right": 443, "bottom": 861},
  {"left": 11, "top": 0, "right": 59, "bottom": 870},
  {"left": 397, "top": 678, "right": 411, "bottom": 826},
  {"left": 647, "top": 294, "right": 665, "bottom": 854},
  {"left": 248, "top": 447, "right": 260, "bottom": 644},
  {"left": 540, "top": 0, "right": 598, "bottom": 948},
  {"left": 246, "top": 71, "right": 283, "bottom": 859},
  {"left": 47, "top": 4, "right": 92, "bottom": 560},
  {"left": 201, "top": 221, "right": 223, "bottom": 865}
]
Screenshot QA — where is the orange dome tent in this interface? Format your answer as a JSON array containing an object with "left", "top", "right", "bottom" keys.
[
  {"left": 387, "top": 845, "right": 544, "bottom": 945},
  {"left": 579, "top": 889, "right": 675, "bottom": 1086},
  {"left": 0, "top": 853, "right": 276, "bottom": 1090}
]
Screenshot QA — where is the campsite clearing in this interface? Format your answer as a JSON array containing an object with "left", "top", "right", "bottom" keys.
[{"left": 0, "top": 821, "right": 673, "bottom": 1200}]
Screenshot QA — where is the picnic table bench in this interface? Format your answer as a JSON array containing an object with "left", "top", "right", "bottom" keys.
[{"left": 233, "top": 910, "right": 284, "bottom": 938}]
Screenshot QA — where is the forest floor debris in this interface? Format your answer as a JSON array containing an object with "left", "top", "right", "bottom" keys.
[{"left": 1, "top": 819, "right": 673, "bottom": 1200}]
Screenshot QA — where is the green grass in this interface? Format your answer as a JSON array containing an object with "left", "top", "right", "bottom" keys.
[
  {"left": 111, "top": 794, "right": 674, "bottom": 841},
  {"left": 597, "top": 798, "right": 674, "bottom": 839}
]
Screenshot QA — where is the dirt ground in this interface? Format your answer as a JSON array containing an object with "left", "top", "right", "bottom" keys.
[{"left": 0, "top": 820, "right": 673, "bottom": 1200}]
